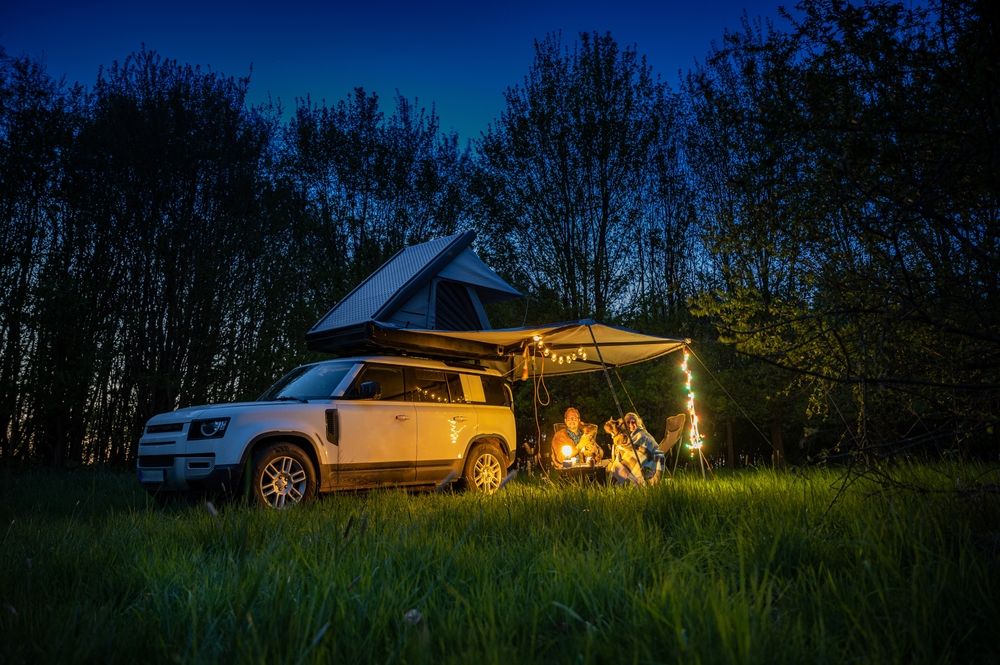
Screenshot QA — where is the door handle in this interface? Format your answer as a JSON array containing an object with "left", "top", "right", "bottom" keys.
[
  {"left": 395, "top": 414, "right": 410, "bottom": 421},
  {"left": 452, "top": 416, "right": 467, "bottom": 422}
]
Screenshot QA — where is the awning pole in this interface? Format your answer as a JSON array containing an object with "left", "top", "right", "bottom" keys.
[
  {"left": 588, "top": 324, "right": 624, "bottom": 419},
  {"left": 588, "top": 324, "right": 643, "bottom": 481}
]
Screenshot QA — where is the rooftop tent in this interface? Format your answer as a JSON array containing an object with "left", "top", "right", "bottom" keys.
[
  {"left": 306, "top": 232, "right": 688, "bottom": 372},
  {"left": 306, "top": 231, "right": 523, "bottom": 354}
]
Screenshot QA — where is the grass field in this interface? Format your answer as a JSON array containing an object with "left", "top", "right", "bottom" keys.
[{"left": 0, "top": 465, "right": 997, "bottom": 664}]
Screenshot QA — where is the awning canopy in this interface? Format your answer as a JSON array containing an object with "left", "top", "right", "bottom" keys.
[{"left": 366, "top": 319, "right": 689, "bottom": 377}]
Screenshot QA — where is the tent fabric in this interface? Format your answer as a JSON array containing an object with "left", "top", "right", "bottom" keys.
[
  {"left": 437, "top": 249, "right": 524, "bottom": 304},
  {"left": 367, "top": 319, "right": 689, "bottom": 377}
]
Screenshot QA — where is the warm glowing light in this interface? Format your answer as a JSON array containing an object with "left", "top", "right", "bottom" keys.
[
  {"left": 681, "top": 350, "right": 705, "bottom": 450},
  {"left": 561, "top": 445, "right": 574, "bottom": 458}
]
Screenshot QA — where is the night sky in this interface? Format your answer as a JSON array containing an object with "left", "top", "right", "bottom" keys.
[{"left": 3, "top": 0, "right": 791, "bottom": 143}]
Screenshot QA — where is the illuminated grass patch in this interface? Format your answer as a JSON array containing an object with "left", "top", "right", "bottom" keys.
[{"left": 1, "top": 466, "right": 997, "bottom": 664}]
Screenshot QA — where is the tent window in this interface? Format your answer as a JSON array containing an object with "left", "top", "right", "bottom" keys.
[{"left": 434, "top": 281, "right": 481, "bottom": 330}]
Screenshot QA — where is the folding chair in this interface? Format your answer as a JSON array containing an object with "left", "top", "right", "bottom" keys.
[{"left": 659, "top": 413, "right": 687, "bottom": 476}]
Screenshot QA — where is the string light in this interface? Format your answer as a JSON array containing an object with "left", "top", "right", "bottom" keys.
[
  {"left": 523, "top": 337, "right": 593, "bottom": 367},
  {"left": 681, "top": 350, "right": 704, "bottom": 451}
]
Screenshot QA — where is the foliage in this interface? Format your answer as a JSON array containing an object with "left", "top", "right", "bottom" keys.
[
  {"left": 683, "top": 0, "right": 1000, "bottom": 460},
  {"left": 286, "top": 88, "right": 469, "bottom": 287},
  {"left": 1, "top": 467, "right": 998, "bottom": 663},
  {"left": 1, "top": 1, "right": 998, "bottom": 468},
  {"left": 0, "top": 49, "right": 470, "bottom": 466},
  {"left": 471, "top": 32, "right": 693, "bottom": 322}
]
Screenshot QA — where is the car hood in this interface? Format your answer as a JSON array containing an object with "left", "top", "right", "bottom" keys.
[{"left": 150, "top": 400, "right": 305, "bottom": 422}]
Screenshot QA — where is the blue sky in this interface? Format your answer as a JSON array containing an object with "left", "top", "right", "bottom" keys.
[{"left": 2, "top": 0, "right": 791, "bottom": 142}]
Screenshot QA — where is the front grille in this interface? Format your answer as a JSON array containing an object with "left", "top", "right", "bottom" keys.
[
  {"left": 138, "top": 453, "right": 216, "bottom": 469},
  {"left": 138, "top": 455, "right": 175, "bottom": 468},
  {"left": 147, "top": 423, "right": 183, "bottom": 434}
]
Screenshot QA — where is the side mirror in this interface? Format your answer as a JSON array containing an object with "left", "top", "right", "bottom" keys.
[{"left": 358, "top": 380, "right": 381, "bottom": 400}]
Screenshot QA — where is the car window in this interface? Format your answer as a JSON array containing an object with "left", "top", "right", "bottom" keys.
[
  {"left": 259, "top": 362, "right": 354, "bottom": 400},
  {"left": 447, "top": 373, "right": 467, "bottom": 403},
  {"left": 343, "top": 365, "right": 407, "bottom": 401},
  {"left": 481, "top": 375, "right": 510, "bottom": 407},
  {"left": 410, "top": 368, "right": 468, "bottom": 403},
  {"left": 410, "top": 368, "right": 450, "bottom": 403}
]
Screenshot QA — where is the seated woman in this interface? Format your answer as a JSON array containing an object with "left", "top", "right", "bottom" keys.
[
  {"left": 605, "top": 412, "right": 663, "bottom": 485},
  {"left": 551, "top": 407, "right": 602, "bottom": 466}
]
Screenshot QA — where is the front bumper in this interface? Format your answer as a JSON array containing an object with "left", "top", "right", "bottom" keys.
[{"left": 137, "top": 455, "right": 242, "bottom": 494}]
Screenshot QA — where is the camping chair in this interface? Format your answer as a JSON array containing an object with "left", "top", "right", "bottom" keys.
[{"left": 659, "top": 413, "right": 687, "bottom": 475}]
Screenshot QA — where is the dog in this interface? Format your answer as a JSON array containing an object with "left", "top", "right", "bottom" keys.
[{"left": 603, "top": 418, "right": 630, "bottom": 457}]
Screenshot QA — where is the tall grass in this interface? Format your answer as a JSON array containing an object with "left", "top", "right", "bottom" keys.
[{"left": 0, "top": 465, "right": 997, "bottom": 664}]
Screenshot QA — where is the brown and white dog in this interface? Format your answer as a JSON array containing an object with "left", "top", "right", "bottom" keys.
[{"left": 604, "top": 418, "right": 631, "bottom": 460}]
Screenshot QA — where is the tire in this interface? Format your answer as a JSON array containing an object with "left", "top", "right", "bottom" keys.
[
  {"left": 251, "top": 443, "right": 317, "bottom": 509},
  {"left": 463, "top": 442, "right": 505, "bottom": 494}
]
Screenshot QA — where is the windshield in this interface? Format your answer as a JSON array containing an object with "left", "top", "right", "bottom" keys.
[{"left": 258, "top": 362, "right": 356, "bottom": 401}]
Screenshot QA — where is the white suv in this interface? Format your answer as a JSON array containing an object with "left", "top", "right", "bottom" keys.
[{"left": 136, "top": 356, "right": 517, "bottom": 507}]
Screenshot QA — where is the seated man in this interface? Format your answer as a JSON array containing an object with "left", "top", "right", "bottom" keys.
[{"left": 552, "top": 407, "right": 602, "bottom": 466}]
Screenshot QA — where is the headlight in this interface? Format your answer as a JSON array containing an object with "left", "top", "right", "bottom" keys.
[{"left": 188, "top": 418, "right": 230, "bottom": 440}]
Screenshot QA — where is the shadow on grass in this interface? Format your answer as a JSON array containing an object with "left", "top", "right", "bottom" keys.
[{"left": 0, "top": 466, "right": 153, "bottom": 521}]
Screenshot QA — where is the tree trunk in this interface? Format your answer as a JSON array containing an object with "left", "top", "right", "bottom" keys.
[
  {"left": 726, "top": 418, "right": 736, "bottom": 468},
  {"left": 770, "top": 421, "right": 786, "bottom": 470}
]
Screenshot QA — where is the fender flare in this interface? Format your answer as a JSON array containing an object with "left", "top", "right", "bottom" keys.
[
  {"left": 464, "top": 433, "right": 514, "bottom": 468},
  {"left": 239, "top": 431, "right": 324, "bottom": 478}
]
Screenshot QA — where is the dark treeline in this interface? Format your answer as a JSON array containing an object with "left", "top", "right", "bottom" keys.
[{"left": 1, "top": 0, "right": 996, "bottom": 467}]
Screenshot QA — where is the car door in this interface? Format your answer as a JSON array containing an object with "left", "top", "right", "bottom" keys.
[
  {"left": 409, "top": 367, "right": 477, "bottom": 483},
  {"left": 335, "top": 363, "right": 416, "bottom": 487}
]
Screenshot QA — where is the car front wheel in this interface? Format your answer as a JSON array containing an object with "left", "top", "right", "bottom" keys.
[
  {"left": 252, "top": 443, "right": 317, "bottom": 508},
  {"left": 464, "top": 442, "right": 505, "bottom": 494}
]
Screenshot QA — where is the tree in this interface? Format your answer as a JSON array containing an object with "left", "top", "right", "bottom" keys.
[
  {"left": 285, "top": 88, "right": 468, "bottom": 298},
  {"left": 473, "top": 32, "right": 673, "bottom": 322},
  {"left": 683, "top": 0, "right": 1000, "bottom": 461},
  {"left": 0, "top": 50, "right": 81, "bottom": 462}
]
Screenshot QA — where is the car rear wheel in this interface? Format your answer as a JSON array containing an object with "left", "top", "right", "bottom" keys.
[
  {"left": 252, "top": 443, "right": 317, "bottom": 508},
  {"left": 463, "top": 442, "right": 505, "bottom": 494}
]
